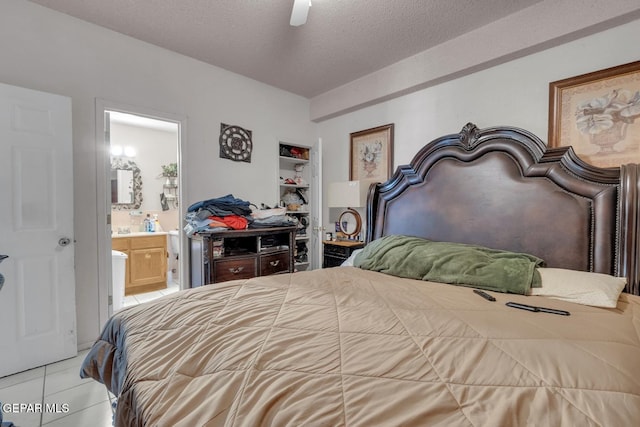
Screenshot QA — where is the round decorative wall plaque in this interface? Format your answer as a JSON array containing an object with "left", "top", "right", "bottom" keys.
[{"left": 219, "top": 123, "right": 252, "bottom": 163}]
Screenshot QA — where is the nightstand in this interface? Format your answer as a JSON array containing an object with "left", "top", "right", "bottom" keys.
[{"left": 323, "top": 240, "right": 365, "bottom": 268}]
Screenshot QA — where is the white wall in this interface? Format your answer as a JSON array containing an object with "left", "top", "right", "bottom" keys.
[
  {"left": 310, "top": 0, "right": 640, "bottom": 121},
  {"left": 0, "top": 0, "right": 315, "bottom": 347},
  {"left": 317, "top": 19, "right": 640, "bottom": 233}
]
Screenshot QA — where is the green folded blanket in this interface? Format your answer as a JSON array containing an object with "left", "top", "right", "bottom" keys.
[{"left": 353, "top": 235, "right": 543, "bottom": 294}]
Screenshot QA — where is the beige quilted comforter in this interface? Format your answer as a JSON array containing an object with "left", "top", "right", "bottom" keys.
[{"left": 81, "top": 267, "right": 640, "bottom": 426}]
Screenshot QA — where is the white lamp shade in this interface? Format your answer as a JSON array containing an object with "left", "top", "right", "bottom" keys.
[{"left": 327, "top": 181, "right": 370, "bottom": 208}]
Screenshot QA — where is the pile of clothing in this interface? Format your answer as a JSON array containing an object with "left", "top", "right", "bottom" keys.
[
  {"left": 184, "top": 194, "right": 252, "bottom": 236},
  {"left": 251, "top": 207, "right": 298, "bottom": 229},
  {"left": 184, "top": 194, "right": 298, "bottom": 236}
]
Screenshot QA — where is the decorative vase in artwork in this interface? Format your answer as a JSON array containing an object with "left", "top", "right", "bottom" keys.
[
  {"left": 577, "top": 89, "right": 640, "bottom": 155},
  {"left": 360, "top": 142, "right": 381, "bottom": 178},
  {"left": 590, "top": 121, "right": 628, "bottom": 154}
]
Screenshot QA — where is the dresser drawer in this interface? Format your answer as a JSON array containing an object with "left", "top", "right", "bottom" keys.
[
  {"left": 214, "top": 257, "right": 257, "bottom": 282},
  {"left": 324, "top": 244, "right": 351, "bottom": 257},
  {"left": 260, "top": 252, "right": 290, "bottom": 276},
  {"left": 323, "top": 254, "right": 347, "bottom": 268}
]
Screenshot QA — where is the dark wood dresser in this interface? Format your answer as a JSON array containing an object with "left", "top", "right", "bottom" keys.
[
  {"left": 323, "top": 240, "right": 365, "bottom": 268},
  {"left": 189, "top": 226, "right": 296, "bottom": 286}
]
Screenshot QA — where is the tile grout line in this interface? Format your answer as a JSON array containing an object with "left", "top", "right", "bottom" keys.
[{"left": 40, "top": 365, "right": 46, "bottom": 427}]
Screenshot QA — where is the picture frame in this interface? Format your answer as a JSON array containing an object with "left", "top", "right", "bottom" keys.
[
  {"left": 349, "top": 124, "right": 394, "bottom": 181},
  {"left": 548, "top": 61, "right": 640, "bottom": 168}
]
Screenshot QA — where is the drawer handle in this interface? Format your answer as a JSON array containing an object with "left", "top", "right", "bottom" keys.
[
  {"left": 145, "top": 253, "right": 151, "bottom": 259},
  {"left": 269, "top": 260, "right": 280, "bottom": 267},
  {"left": 229, "top": 266, "right": 245, "bottom": 274}
]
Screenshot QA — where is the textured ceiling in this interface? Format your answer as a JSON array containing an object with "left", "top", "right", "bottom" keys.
[{"left": 28, "top": 0, "right": 544, "bottom": 98}]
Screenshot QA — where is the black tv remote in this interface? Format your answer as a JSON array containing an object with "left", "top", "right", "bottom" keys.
[
  {"left": 506, "top": 302, "right": 570, "bottom": 316},
  {"left": 473, "top": 289, "right": 496, "bottom": 301}
]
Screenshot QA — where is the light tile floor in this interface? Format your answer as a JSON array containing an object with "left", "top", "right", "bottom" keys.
[
  {"left": 0, "top": 284, "right": 180, "bottom": 427},
  {"left": 122, "top": 282, "right": 180, "bottom": 308}
]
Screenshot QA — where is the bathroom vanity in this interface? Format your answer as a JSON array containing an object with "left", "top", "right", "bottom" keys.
[{"left": 112, "top": 232, "right": 167, "bottom": 295}]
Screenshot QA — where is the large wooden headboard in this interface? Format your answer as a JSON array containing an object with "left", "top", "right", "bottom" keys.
[{"left": 366, "top": 123, "right": 640, "bottom": 295}]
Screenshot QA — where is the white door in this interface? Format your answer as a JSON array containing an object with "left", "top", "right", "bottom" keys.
[
  {"left": 0, "top": 82, "right": 76, "bottom": 377},
  {"left": 104, "top": 111, "right": 114, "bottom": 317},
  {"left": 310, "top": 138, "right": 323, "bottom": 269}
]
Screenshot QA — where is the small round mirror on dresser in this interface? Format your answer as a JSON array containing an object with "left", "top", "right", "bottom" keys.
[{"left": 338, "top": 208, "right": 362, "bottom": 239}]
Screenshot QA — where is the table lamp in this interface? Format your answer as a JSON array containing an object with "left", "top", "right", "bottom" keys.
[{"left": 327, "top": 181, "right": 369, "bottom": 240}]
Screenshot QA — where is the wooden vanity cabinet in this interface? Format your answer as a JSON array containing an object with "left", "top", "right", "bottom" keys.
[{"left": 112, "top": 234, "right": 167, "bottom": 295}]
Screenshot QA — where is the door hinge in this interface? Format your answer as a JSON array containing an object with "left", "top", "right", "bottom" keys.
[
  {"left": 107, "top": 213, "right": 111, "bottom": 225},
  {"left": 108, "top": 295, "right": 113, "bottom": 306}
]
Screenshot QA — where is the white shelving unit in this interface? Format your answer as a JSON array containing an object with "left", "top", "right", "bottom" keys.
[
  {"left": 278, "top": 142, "right": 312, "bottom": 271},
  {"left": 162, "top": 183, "right": 178, "bottom": 209}
]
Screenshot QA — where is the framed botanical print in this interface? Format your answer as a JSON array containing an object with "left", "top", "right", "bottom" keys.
[
  {"left": 548, "top": 61, "right": 640, "bottom": 168},
  {"left": 349, "top": 124, "right": 394, "bottom": 181}
]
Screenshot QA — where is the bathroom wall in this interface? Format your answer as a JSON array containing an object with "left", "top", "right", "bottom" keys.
[
  {"left": 110, "top": 121, "right": 180, "bottom": 233},
  {"left": 111, "top": 211, "right": 179, "bottom": 234}
]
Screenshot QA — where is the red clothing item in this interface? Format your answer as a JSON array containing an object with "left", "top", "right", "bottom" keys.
[
  {"left": 209, "top": 215, "right": 248, "bottom": 230},
  {"left": 207, "top": 219, "right": 228, "bottom": 228}
]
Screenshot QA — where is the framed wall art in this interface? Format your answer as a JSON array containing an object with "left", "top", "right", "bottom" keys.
[
  {"left": 349, "top": 124, "right": 394, "bottom": 181},
  {"left": 548, "top": 61, "right": 640, "bottom": 168}
]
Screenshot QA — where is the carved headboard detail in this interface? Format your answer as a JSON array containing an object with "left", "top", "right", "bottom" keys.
[{"left": 366, "top": 123, "right": 640, "bottom": 295}]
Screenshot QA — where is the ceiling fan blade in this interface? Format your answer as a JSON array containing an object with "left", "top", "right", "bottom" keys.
[{"left": 290, "top": 0, "right": 310, "bottom": 27}]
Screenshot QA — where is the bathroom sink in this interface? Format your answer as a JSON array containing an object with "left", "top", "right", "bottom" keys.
[{"left": 113, "top": 231, "right": 167, "bottom": 237}]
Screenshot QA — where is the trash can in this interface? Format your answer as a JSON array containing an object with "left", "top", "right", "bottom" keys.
[{"left": 111, "top": 250, "right": 127, "bottom": 311}]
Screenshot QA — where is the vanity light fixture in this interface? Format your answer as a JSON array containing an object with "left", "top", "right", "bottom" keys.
[
  {"left": 111, "top": 145, "right": 136, "bottom": 158},
  {"left": 111, "top": 145, "right": 123, "bottom": 156},
  {"left": 123, "top": 146, "right": 136, "bottom": 157}
]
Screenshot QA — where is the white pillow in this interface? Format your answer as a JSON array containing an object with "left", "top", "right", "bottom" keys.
[
  {"left": 531, "top": 268, "right": 626, "bottom": 308},
  {"left": 341, "top": 249, "right": 364, "bottom": 267}
]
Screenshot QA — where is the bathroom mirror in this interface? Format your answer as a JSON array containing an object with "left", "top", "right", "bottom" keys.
[
  {"left": 111, "top": 158, "right": 143, "bottom": 210},
  {"left": 112, "top": 169, "right": 133, "bottom": 204}
]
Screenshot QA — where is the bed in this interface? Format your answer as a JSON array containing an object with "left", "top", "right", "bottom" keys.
[{"left": 82, "top": 123, "right": 640, "bottom": 426}]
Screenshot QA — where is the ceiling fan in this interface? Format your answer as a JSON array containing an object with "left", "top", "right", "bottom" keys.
[{"left": 290, "top": 0, "right": 311, "bottom": 26}]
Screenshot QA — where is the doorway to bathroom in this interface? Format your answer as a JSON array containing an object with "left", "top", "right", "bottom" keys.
[{"left": 96, "top": 100, "right": 186, "bottom": 325}]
